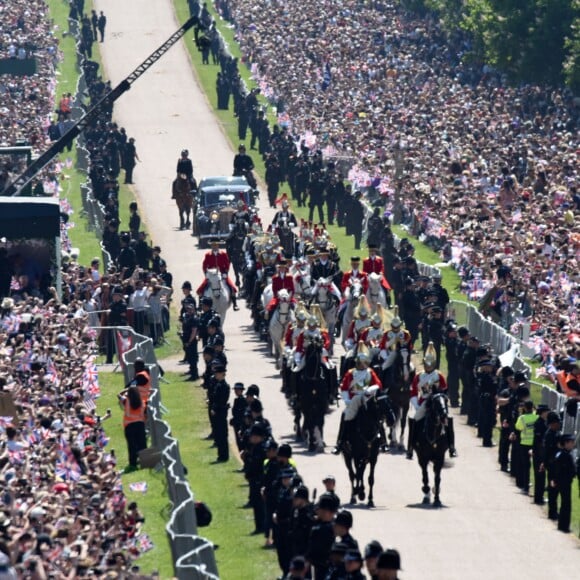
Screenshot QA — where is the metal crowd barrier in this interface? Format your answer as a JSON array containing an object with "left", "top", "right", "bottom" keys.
[{"left": 96, "top": 326, "right": 219, "bottom": 579}]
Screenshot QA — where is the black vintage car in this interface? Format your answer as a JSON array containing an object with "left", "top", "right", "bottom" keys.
[{"left": 193, "top": 176, "right": 258, "bottom": 247}]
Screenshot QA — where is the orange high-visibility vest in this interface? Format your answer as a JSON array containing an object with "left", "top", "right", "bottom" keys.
[
  {"left": 123, "top": 399, "right": 145, "bottom": 428},
  {"left": 136, "top": 371, "right": 151, "bottom": 405}
]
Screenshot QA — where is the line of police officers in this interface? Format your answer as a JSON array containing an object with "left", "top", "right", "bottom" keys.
[{"left": 177, "top": 276, "right": 402, "bottom": 578}]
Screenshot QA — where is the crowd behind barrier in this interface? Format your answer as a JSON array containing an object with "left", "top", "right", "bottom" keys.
[
  {"left": 207, "top": 0, "right": 579, "bottom": 374},
  {"left": 113, "top": 326, "right": 219, "bottom": 580}
]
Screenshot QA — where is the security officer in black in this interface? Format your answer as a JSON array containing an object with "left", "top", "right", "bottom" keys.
[
  {"left": 444, "top": 321, "right": 460, "bottom": 407},
  {"left": 306, "top": 493, "right": 338, "bottom": 580},
  {"left": 334, "top": 510, "right": 358, "bottom": 551},
  {"left": 430, "top": 273, "right": 450, "bottom": 318},
  {"left": 551, "top": 433, "right": 576, "bottom": 533},
  {"left": 204, "top": 358, "right": 220, "bottom": 441},
  {"left": 211, "top": 364, "right": 230, "bottom": 462},
  {"left": 290, "top": 485, "right": 314, "bottom": 558},
  {"left": 475, "top": 357, "right": 497, "bottom": 447},
  {"left": 542, "top": 412, "right": 562, "bottom": 520},
  {"left": 262, "top": 439, "right": 281, "bottom": 544},
  {"left": 200, "top": 345, "right": 215, "bottom": 389},
  {"left": 346, "top": 191, "right": 364, "bottom": 250},
  {"left": 117, "top": 233, "right": 137, "bottom": 278},
  {"left": 496, "top": 366, "right": 518, "bottom": 471},
  {"left": 273, "top": 468, "right": 296, "bottom": 575},
  {"left": 456, "top": 326, "right": 470, "bottom": 411},
  {"left": 461, "top": 336, "right": 479, "bottom": 425},
  {"left": 532, "top": 404, "right": 550, "bottom": 505},
  {"left": 230, "top": 382, "right": 247, "bottom": 451},
  {"left": 244, "top": 423, "right": 267, "bottom": 534},
  {"left": 198, "top": 297, "right": 221, "bottom": 346},
  {"left": 400, "top": 278, "right": 421, "bottom": 345},
  {"left": 181, "top": 302, "right": 199, "bottom": 381},
  {"left": 107, "top": 287, "right": 128, "bottom": 364}
]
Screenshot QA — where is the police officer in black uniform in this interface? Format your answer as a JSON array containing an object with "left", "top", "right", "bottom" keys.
[
  {"left": 306, "top": 493, "right": 338, "bottom": 580},
  {"left": 444, "top": 321, "right": 460, "bottom": 407},
  {"left": 211, "top": 364, "right": 230, "bottom": 462},
  {"left": 244, "top": 423, "right": 267, "bottom": 534},
  {"left": 107, "top": 287, "right": 128, "bottom": 364},
  {"left": 181, "top": 302, "right": 199, "bottom": 381},
  {"left": 198, "top": 297, "right": 221, "bottom": 346},
  {"left": 475, "top": 357, "right": 497, "bottom": 447},
  {"left": 542, "top": 412, "right": 562, "bottom": 520},
  {"left": 551, "top": 433, "right": 576, "bottom": 533},
  {"left": 461, "top": 336, "right": 479, "bottom": 425},
  {"left": 334, "top": 510, "right": 358, "bottom": 551},
  {"left": 230, "top": 382, "right": 246, "bottom": 451},
  {"left": 496, "top": 366, "right": 518, "bottom": 471},
  {"left": 290, "top": 485, "right": 314, "bottom": 559},
  {"left": 273, "top": 468, "right": 297, "bottom": 575},
  {"left": 532, "top": 404, "right": 550, "bottom": 505},
  {"left": 430, "top": 273, "right": 449, "bottom": 318},
  {"left": 346, "top": 191, "right": 364, "bottom": 250}
]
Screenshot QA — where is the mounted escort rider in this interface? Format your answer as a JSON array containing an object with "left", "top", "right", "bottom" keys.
[{"left": 378, "top": 306, "right": 412, "bottom": 385}]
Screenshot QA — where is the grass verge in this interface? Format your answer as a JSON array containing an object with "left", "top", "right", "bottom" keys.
[{"left": 98, "top": 369, "right": 280, "bottom": 579}]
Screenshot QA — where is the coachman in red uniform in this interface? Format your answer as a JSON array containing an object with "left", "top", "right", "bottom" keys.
[
  {"left": 196, "top": 238, "right": 240, "bottom": 310},
  {"left": 266, "top": 261, "right": 296, "bottom": 313},
  {"left": 363, "top": 244, "right": 391, "bottom": 305}
]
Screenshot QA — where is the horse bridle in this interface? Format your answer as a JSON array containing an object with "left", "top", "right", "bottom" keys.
[{"left": 209, "top": 276, "right": 222, "bottom": 298}]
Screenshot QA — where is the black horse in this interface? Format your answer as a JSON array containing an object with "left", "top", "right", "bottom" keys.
[
  {"left": 295, "top": 340, "right": 329, "bottom": 453},
  {"left": 413, "top": 393, "right": 450, "bottom": 507},
  {"left": 226, "top": 219, "right": 247, "bottom": 290},
  {"left": 342, "top": 390, "right": 396, "bottom": 507},
  {"left": 381, "top": 350, "right": 414, "bottom": 451}
]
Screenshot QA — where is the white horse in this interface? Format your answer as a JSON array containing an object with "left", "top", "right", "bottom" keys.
[
  {"left": 366, "top": 272, "right": 387, "bottom": 309},
  {"left": 341, "top": 278, "right": 363, "bottom": 347},
  {"left": 268, "top": 289, "right": 295, "bottom": 369},
  {"left": 293, "top": 270, "right": 312, "bottom": 302},
  {"left": 312, "top": 277, "right": 339, "bottom": 354},
  {"left": 260, "top": 277, "right": 274, "bottom": 313},
  {"left": 203, "top": 268, "right": 231, "bottom": 324}
]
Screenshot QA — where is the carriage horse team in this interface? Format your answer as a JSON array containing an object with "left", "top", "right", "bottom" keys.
[{"left": 173, "top": 150, "right": 458, "bottom": 507}]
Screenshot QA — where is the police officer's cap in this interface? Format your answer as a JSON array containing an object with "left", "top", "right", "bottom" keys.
[
  {"left": 547, "top": 411, "right": 561, "bottom": 424},
  {"left": 249, "top": 399, "right": 263, "bottom": 413},
  {"left": 293, "top": 485, "right": 309, "bottom": 500},
  {"left": 458, "top": 326, "right": 470, "bottom": 338},
  {"left": 446, "top": 322, "right": 458, "bottom": 331},
  {"left": 500, "top": 366, "right": 514, "bottom": 378},
  {"left": 246, "top": 384, "right": 260, "bottom": 397},
  {"left": 516, "top": 385, "right": 530, "bottom": 399},
  {"left": 208, "top": 318, "right": 220, "bottom": 327},
  {"left": 334, "top": 509, "right": 353, "bottom": 528},
  {"left": 181, "top": 149, "right": 189, "bottom": 155},
  {"left": 185, "top": 301, "right": 196, "bottom": 310},
  {"left": 264, "top": 438, "right": 278, "bottom": 450},
  {"left": 213, "top": 336, "right": 224, "bottom": 346},
  {"left": 203, "top": 345, "right": 215, "bottom": 355},
  {"left": 201, "top": 297, "right": 213, "bottom": 306},
  {"left": 330, "top": 541, "right": 348, "bottom": 554},
  {"left": 279, "top": 468, "right": 295, "bottom": 480},
  {"left": 323, "top": 475, "right": 336, "bottom": 483},
  {"left": 344, "top": 550, "right": 363, "bottom": 563},
  {"left": 181, "top": 281, "right": 192, "bottom": 290},
  {"left": 213, "top": 363, "right": 226, "bottom": 373},
  {"left": 403, "top": 256, "right": 416, "bottom": 265},
  {"left": 234, "top": 382, "right": 245, "bottom": 391},
  {"left": 377, "top": 549, "right": 401, "bottom": 571},
  {"left": 364, "top": 541, "right": 384, "bottom": 559},
  {"left": 430, "top": 305, "right": 443, "bottom": 314},
  {"left": 558, "top": 433, "right": 575, "bottom": 443},
  {"left": 317, "top": 493, "right": 339, "bottom": 512},
  {"left": 404, "top": 277, "right": 414, "bottom": 286},
  {"left": 249, "top": 423, "right": 266, "bottom": 437},
  {"left": 536, "top": 404, "right": 550, "bottom": 414},
  {"left": 476, "top": 347, "right": 489, "bottom": 358},
  {"left": 277, "top": 443, "right": 292, "bottom": 458},
  {"left": 513, "top": 371, "right": 528, "bottom": 383}
]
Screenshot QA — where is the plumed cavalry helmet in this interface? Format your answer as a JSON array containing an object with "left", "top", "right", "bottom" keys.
[
  {"left": 307, "top": 315, "right": 319, "bottom": 328},
  {"left": 371, "top": 304, "right": 384, "bottom": 327},
  {"left": 355, "top": 341, "right": 370, "bottom": 364},
  {"left": 390, "top": 306, "right": 402, "bottom": 329},
  {"left": 423, "top": 342, "right": 437, "bottom": 370},
  {"left": 181, "top": 149, "right": 189, "bottom": 156},
  {"left": 295, "top": 302, "right": 308, "bottom": 321},
  {"left": 356, "top": 296, "right": 370, "bottom": 318}
]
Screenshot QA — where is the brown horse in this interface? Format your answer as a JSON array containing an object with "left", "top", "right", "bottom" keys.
[{"left": 171, "top": 174, "right": 194, "bottom": 230}]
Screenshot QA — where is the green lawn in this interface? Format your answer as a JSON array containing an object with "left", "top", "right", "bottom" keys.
[{"left": 98, "top": 370, "right": 280, "bottom": 579}]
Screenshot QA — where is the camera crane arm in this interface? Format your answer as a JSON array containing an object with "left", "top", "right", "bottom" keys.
[{"left": 3, "top": 15, "right": 197, "bottom": 197}]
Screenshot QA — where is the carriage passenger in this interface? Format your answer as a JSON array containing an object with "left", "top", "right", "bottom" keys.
[{"left": 332, "top": 343, "right": 383, "bottom": 455}]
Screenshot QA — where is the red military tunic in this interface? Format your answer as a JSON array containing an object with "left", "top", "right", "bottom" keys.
[
  {"left": 340, "top": 367, "right": 382, "bottom": 398},
  {"left": 266, "top": 273, "right": 296, "bottom": 312},
  {"left": 379, "top": 328, "right": 412, "bottom": 353},
  {"left": 410, "top": 371, "right": 447, "bottom": 403},
  {"left": 340, "top": 270, "right": 369, "bottom": 294},
  {"left": 197, "top": 250, "right": 237, "bottom": 294},
  {"left": 284, "top": 323, "right": 303, "bottom": 348},
  {"left": 359, "top": 326, "right": 385, "bottom": 348},
  {"left": 295, "top": 329, "right": 331, "bottom": 356},
  {"left": 363, "top": 256, "right": 392, "bottom": 290}
]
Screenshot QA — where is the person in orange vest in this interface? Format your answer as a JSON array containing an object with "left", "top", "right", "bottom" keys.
[
  {"left": 555, "top": 362, "right": 580, "bottom": 416},
  {"left": 118, "top": 386, "right": 147, "bottom": 472},
  {"left": 132, "top": 358, "right": 151, "bottom": 407}
]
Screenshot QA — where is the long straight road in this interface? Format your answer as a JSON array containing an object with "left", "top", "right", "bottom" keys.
[{"left": 94, "top": 1, "right": 580, "bottom": 577}]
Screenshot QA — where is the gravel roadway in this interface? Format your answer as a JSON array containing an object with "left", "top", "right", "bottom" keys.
[{"left": 93, "top": 1, "right": 580, "bottom": 577}]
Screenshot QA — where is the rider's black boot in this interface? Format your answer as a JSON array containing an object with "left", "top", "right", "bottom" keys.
[
  {"left": 232, "top": 293, "right": 240, "bottom": 311},
  {"left": 406, "top": 418, "right": 415, "bottom": 460},
  {"left": 332, "top": 415, "right": 346, "bottom": 455},
  {"left": 447, "top": 417, "right": 458, "bottom": 457}
]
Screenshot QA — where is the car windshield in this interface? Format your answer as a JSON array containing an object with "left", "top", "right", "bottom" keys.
[
  {"left": 202, "top": 190, "right": 251, "bottom": 207},
  {"left": 199, "top": 176, "right": 248, "bottom": 188}
]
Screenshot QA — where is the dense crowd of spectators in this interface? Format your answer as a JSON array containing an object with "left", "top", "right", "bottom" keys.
[
  {"left": 216, "top": 0, "right": 579, "bottom": 367},
  {"left": 0, "top": 282, "right": 156, "bottom": 578}
]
